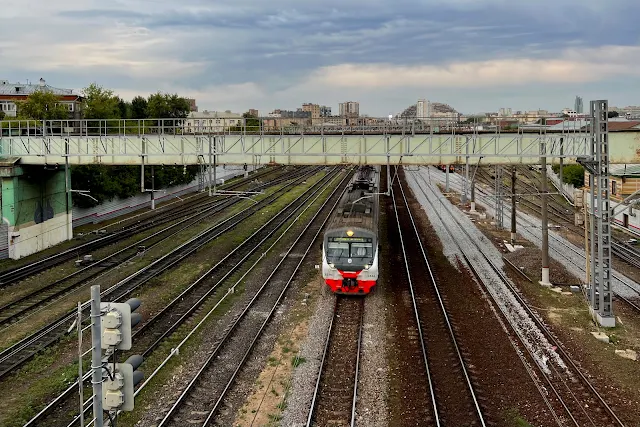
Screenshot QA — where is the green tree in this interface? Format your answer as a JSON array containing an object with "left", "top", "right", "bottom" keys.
[
  {"left": 17, "top": 90, "right": 69, "bottom": 120},
  {"left": 131, "top": 96, "right": 148, "bottom": 119},
  {"left": 146, "top": 93, "right": 191, "bottom": 119},
  {"left": 608, "top": 111, "right": 619, "bottom": 118},
  {"left": 562, "top": 164, "right": 585, "bottom": 187},
  {"left": 0, "top": 111, "right": 5, "bottom": 120},
  {"left": 82, "top": 83, "right": 121, "bottom": 120},
  {"left": 117, "top": 98, "right": 131, "bottom": 119},
  {"left": 229, "top": 112, "right": 260, "bottom": 133}
]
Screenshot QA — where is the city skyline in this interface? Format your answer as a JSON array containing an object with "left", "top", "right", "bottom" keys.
[{"left": 2, "top": 1, "right": 640, "bottom": 116}]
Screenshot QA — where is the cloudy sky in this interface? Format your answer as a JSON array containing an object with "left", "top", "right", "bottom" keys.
[{"left": 2, "top": 0, "right": 640, "bottom": 116}]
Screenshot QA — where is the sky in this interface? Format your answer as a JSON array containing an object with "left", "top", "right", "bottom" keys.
[{"left": 2, "top": 0, "right": 640, "bottom": 116}]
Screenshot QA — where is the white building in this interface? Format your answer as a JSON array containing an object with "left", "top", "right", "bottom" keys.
[
  {"left": 416, "top": 99, "right": 431, "bottom": 119},
  {"left": 498, "top": 107, "right": 513, "bottom": 117},
  {"left": 184, "top": 110, "right": 243, "bottom": 133}
]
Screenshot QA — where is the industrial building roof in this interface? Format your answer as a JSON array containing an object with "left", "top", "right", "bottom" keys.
[
  {"left": 609, "top": 164, "right": 640, "bottom": 177},
  {"left": 0, "top": 79, "right": 75, "bottom": 96}
]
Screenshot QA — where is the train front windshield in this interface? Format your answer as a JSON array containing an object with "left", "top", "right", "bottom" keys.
[{"left": 326, "top": 237, "right": 374, "bottom": 265}]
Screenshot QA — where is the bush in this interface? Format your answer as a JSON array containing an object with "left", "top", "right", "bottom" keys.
[
  {"left": 560, "top": 164, "right": 584, "bottom": 187},
  {"left": 71, "top": 164, "right": 198, "bottom": 208}
]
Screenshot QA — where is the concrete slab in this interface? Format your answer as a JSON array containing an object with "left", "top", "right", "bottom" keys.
[
  {"left": 591, "top": 331, "right": 610, "bottom": 343},
  {"left": 550, "top": 287, "right": 563, "bottom": 293},
  {"left": 614, "top": 349, "right": 637, "bottom": 361}
]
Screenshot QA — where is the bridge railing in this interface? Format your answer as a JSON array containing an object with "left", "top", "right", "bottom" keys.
[{"left": 0, "top": 116, "right": 597, "bottom": 137}]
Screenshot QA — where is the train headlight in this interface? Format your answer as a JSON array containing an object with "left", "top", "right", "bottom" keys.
[
  {"left": 364, "top": 264, "right": 369, "bottom": 270},
  {"left": 346, "top": 230, "right": 354, "bottom": 237},
  {"left": 329, "top": 263, "right": 335, "bottom": 268}
]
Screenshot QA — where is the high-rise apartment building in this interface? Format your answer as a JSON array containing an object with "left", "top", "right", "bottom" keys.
[
  {"left": 339, "top": 101, "right": 359, "bottom": 117},
  {"left": 302, "top": 103, "right": 321, "bottom": 119},
  {"left": 416, "top": 99, "right": 431, "bottom": 118},
  {"left": 575, "top": 96, "right": 583, "bottom": 114},
  {"left": 320, "top": 105, "right": 332, "bottom": 117}
]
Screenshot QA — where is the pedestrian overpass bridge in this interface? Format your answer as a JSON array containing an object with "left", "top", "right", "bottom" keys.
[{"left": 1, "top": 120, "right": 639, "bottom": 166}]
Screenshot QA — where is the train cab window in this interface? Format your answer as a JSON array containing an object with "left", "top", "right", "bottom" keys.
[
  {"left": 327, "top": 242, "right": 349, "bottom": 258},
  {"left": 351, "top": 243, "right": 373, "bottom": 258}
]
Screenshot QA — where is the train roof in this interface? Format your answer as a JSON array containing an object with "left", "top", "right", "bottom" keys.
[{"left": 326, "top": 166, "right": 380, "bottom": 233}]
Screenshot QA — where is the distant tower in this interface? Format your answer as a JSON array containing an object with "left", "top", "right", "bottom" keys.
[{"left": 574, "top": 96, "right": 583, "bottom": 114}]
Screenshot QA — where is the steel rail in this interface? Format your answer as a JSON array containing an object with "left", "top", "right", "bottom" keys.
[
  {"left": 156, "top": 169, "right": 352, "bottom": 427},
  {"left": 25, "top": 167, "right": 333, "bottom": 426},
  {"left": 395, "top": 168, "right": 486, "bottom": 427},
  {"left": 412, "top": 167, "right": 626, "bottom": 427},
  {"left": 0, "top": 166, "right": 280, "bottom": 287},
  {"left": 456, "top": 168, "right": 640, "bottom": 309},
  {"left": 0, "top": 167, "right": 320, "bottom": 381},
  {"left": 390, "top": 168, "right": 440, "bottom": 426},
  {"left": 306, "top": 297, "right": 365, "bottom": 427}
]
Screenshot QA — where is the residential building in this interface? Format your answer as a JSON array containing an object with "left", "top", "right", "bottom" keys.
[
  {"left": 248, "top": 109, "right": 259, "bottom": 117},
  {"left": 184, "top": 110, "right": 243, "bottom": 133},
  {"left": 498, "top": 107, "right": 512, "bottom": 117},
  {"left": 610, "top": 106, "right": 640, "bottom": 119},
  {"left": 574, "top": 96, "right": 583, "bottom": 114},
  {"left": 0, "top": 78, "right": 83, "bottom": 119},
  {"left": 186, "top": 98, "right": 198, "bottom": 112},
  {"left": 339, "top": 101, "right": 359, "bottom": 117},
  {"left": 320, "top": 106, "right": 332, "bottom": 117},
  {"left": 416, "top": 99, "right": 431, "bottom": 119},
  {"left": 302, "top": 103, "right": 321, "bottom": 119}
]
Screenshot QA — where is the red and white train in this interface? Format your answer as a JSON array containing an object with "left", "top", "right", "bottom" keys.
[{"left": 322, "top": 166, "right": 380, "bottom": 295}]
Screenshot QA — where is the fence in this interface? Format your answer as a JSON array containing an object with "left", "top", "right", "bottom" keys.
[{"left": 546, "top": 165, "right": 576, "bottom": 204}]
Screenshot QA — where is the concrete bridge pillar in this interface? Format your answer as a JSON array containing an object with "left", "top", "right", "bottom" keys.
[{"left": 0, "top": 161, "right": 72, "bottom": 259}]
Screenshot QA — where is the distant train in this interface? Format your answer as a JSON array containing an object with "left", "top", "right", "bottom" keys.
[
  {"left": 322, "top": 166, "right": 380, "bottom": 294},
  {"left": 437, "top": 164, "right": 455, "bottom": 173}
]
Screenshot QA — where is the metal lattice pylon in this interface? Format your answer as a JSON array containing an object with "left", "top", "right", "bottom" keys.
[
  {"left": 589, "top": 100, "right": 614, "bottom": 326},
  {"left": 495, "top": 165, "right": 504, "bottom": 229}
]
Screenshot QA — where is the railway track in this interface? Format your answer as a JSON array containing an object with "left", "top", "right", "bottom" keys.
[
  {"left": 0, "top": 166, "right": 282, "bottom": 288},
  {"left": 410, "top": 167, "right": 627, "bottom": 427},
  {"left": 476, "top": 166, "right": 640, "bottom": 271},
  {"left": 30, "top": 167, "right": 351, "bottom": 427},
  {"left": 148, "top": 168, "right": 351, "bottom": 427},
  {"left": 307, "top": 297, "right": 364, "bottom": 427},
  {"left": 0, "top": 166, "right": 321, "bottom": 381},
  {"left": 470, "top": 169, "right": 640, "bottom": 312},
  {"left": 392, "top": 169, "right": 487, "bottom": 427}
]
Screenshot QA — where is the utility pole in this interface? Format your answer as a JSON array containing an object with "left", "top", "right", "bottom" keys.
[
  {"left": 445, "top": 164, "right": 450, "bottom": 192},
  {"left": 208, "top": 136, "right": 213, "bottom": 197},
  {"left": 150, "top": 165, "right": 155, "bottom": 210},
  {"left": 91, "top": 285, "right": 104, "bottom": 427},
  {"left": 583, "top": 187, "right": 590, "bottom": 286},
  {"left": 540, "top": 142, "right": 551, "bottom": 286},
  {"left": 511, "top": 166, "right": 517, "bottom": 243},
  {"left": 213, "top": 137, "right": 217, "bottom": 195},
  {"left": 559, "top": 137, "right": 564, "bottom": 191}
]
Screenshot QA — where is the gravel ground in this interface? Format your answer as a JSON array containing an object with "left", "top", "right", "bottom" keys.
[
  {"left": 405, "top": 169, "right": 568, "bottom": 375},
  {"left": 427, "top": 167, "right": 640, "bottom": 299},
  {"left": 354, "top": 281, "right": 388, "bottom": 427},
  {"left": 279, "top": 286, "right": 335, "bottom": 427}
]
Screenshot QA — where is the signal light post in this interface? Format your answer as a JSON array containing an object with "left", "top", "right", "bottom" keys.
[{"left": 90, "top": 285, "right": 144, "bottom": 426}]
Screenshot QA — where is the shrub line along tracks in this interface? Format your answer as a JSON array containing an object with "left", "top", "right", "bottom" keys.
[
  {"left": 0, "top": 166, "right": 320, "bottom": 382},
  {"left": 391, "top": 167, "right": 486, "bottom": 427},
  {"left": 410, "top": 167, "right": 626, "bottom": 427},
  {"left": 471, "top": 167, "right": 640, "bottom": 313},
  {"left": 0, "top": 167, "right": 294, "bottom": 329},
  {"left": 306, "top": 297, "right": 364, "bottom": 427},
  {"left": 149, "top": 168, "right": 352, "bottom": 427},
  {"left": 32, "top": 167, "right": 351, "bottom": 427},
  {"left": 0, "top": 166, "right": 281, "bottom": 288}
]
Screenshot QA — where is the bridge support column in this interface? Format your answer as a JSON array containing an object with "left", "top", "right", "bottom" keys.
[{"left": 0, "top": 162, "right": 72, "bottom": 259}]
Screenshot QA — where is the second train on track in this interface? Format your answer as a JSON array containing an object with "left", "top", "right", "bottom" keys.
[{"left": 322, "top": 165, "right": 380, "bottom": 294}]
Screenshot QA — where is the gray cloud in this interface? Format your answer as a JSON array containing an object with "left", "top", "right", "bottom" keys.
[{"left": 2, "top": 0, "right": 640, "bottom": 115}]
